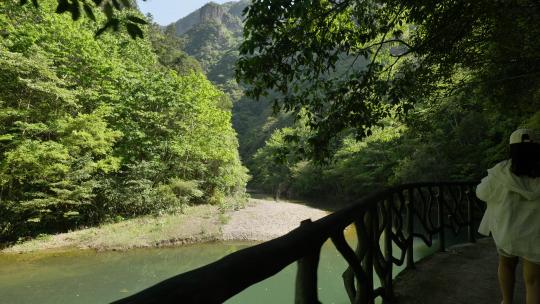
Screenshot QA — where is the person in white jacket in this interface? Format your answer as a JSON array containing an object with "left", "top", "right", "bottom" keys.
[{"left": 477, "top": 129, "right": 540, "bottom": 304}]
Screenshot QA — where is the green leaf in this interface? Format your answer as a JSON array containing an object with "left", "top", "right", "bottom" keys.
[
  {"left": 95, "top": 18, "right": 119, "bottom": 36},
  {"left": 126, "top": 22, "right": 143, "bottom": 39},
  {"left": 126, "top": 15, "right": 148, "bottom": 25},
  {"left": 0, "top": 134, "right": 14, "bottom": 141},
  {"left": 63, "top": 211, "right": 80, "bottom": 217}
]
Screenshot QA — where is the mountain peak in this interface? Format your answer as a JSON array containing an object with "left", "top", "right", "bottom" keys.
[
  {"left": 199, "top": 2, "right": 226, "bottom": 23},
  {"left": 173, "top": 1, "right": 248, "bottom": 35}
]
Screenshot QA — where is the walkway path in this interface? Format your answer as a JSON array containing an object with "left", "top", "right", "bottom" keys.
[{"left": 394, "top": 238, "right": 525, "bottom": 304}]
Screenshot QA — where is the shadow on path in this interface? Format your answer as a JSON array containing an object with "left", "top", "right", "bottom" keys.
[{"left": 394, "top": 238, "right": 525, "bottom": 304}]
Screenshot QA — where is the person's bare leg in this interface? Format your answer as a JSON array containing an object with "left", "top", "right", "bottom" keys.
[
  {"left": 523, "top": 259, "right": 540, "bottom": 304},
  {"left": 499, "top": 255, "right": 519, "bottom": 304}
]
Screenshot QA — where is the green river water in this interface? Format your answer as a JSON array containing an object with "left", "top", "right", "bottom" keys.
[{"left": 0, "top": 228, "right": 441, "bottom": 304}]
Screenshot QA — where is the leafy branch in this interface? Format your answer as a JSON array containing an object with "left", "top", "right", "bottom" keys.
[{"left": 19, "top": 0, "right": 148, "bottom": 38}]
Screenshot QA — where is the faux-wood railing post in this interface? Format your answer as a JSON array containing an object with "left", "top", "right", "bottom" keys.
[
  {"left": 362, "top": 207, "right": 375, "bottom": 304},
  {"left": 437, "top": 186, "right": 446, "bottom": 252},
  {"left": 466, "top": 186, "right": 476, "bottom": 243},
  {"left": 383, "top": 197, "right": 394, "bottom": 303},
  {"left": 295, "top": 219, "right": 322, "bottom": 304},
  {"left": 405, "top": 190, "right": 415, "bottom": 269}
]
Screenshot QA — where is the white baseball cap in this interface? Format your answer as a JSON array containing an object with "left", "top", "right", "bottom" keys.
[{"left": 510, "top": 129, "right": 539, "bottom": 144}]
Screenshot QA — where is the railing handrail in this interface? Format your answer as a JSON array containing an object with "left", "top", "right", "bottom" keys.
[{"left": 113, "top": 181, "right": 482, "bottom": 304}]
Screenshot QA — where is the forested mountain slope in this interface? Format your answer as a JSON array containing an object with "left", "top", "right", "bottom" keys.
[
  {"left": 0, "top": 0, "right": 248, "bottom": 242},
  {"left": 167, "top": 0, "right": 245, "bottom": 89},
  {"left": 166, "top": 1, "right": 540, "bottom": 203},
  {"left": 167, "top": 1, "right": 289, "bottom": 169}
]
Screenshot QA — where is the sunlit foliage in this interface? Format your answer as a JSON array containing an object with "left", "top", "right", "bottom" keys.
[{"left": 0, "top": 0, "right": 248, "bottom": 242}]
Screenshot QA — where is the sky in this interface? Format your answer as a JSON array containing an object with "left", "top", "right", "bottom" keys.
[{"left": 137, "top": 0, "right": 231, "bottom": 26}]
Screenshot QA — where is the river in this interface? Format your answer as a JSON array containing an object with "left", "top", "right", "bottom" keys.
[{"left": 0, "top": 224, "right": 449, "bottom": 304}]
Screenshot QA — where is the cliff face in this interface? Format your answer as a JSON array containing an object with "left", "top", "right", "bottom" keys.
[
  {"left": 172, "top": 1, "right": 248, "bottom": 36},
  {"left": 199, "top": 2, "right": 226, "bottom": 23}
]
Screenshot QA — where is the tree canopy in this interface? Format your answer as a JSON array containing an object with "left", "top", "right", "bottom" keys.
[
  {"left": 237, "top": 0, "right": 540, "bottom": 161},
  {"left": 0, "top": 0, "right": 248, "bottom": 242}
]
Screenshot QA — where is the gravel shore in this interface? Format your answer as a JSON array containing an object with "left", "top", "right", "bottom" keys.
[{"left": 222, "top": 198, "right": 328, "bottom": 241}]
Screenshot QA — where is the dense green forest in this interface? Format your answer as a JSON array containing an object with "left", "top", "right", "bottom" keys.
[
  {"left": 238, "top": 0, "right": 540, "bottom": 202},
  {"left": 162, "top": 0, "right": 540, "bottom": 203},
  {"left": 2, "top": 0, "right": 539, "bottom": 242},
  {"left": 0, "top": 0, "right": 248, "bottom": 242}
]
